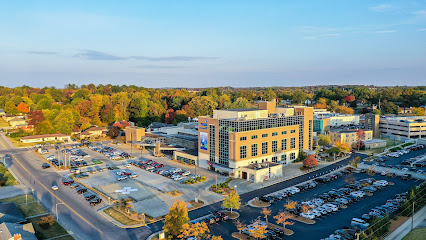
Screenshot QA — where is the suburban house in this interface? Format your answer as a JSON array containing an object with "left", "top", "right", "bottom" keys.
[
  {"left": 0, "top": 109, "right": 5, "bottom": 117},
  {"left": 79, "top": 126, "right": 108, "bottom": 139},
  {"left": 0, "top": 202, "right": 37, "bottom": 240},
  {"left": 0, "top": 202, "right": 26, "bottom": 224},
  {"left": 20, "top": 133, "right": 71, "bottom": 143},
  {"left": 7, "top": 118, "right": 26, "bottom": 128}
]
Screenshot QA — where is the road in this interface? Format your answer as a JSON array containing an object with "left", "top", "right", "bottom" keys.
[{"left": 0, "top": 133, "right": 151, "bottom": 240}]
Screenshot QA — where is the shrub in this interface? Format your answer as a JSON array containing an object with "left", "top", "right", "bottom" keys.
[
  {"left": 0, "top": 181, "right": 5, "bottom": 186},
  {"left": 216, "top": 189, "right": 224, "bottom": 194},
  {"left": 38, "top": 215, "right": 55, "bottom": 229}
]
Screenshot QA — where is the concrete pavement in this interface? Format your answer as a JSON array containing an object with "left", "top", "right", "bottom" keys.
[{"left": 384, "top": 205, "right": 426, "bottom": 240}]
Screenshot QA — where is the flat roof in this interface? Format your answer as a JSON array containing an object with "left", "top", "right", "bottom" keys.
[
  {"left": 244, "top": 162, "right": 281, "bottom": 170},
  {"left": 177, "top": 149, "right": 199, "bottom": 156},
  {"left": 219, "top": 108, "right": 260, "bottom": 112},
  {"left": 21, "top": 133, "right": 69, "bottom": 140}
]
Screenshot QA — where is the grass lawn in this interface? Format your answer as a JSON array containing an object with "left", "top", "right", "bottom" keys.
[
  {"left": 0, "top": 194, "right": 36, "bottom": 204},
  {"left": 48, "top": 235, "right": 74, "bottom": 240},
  {"left": 0, "top": 118, "right": 9, "bottom": 128},
  {"left": 6, "top": 136, "right": 36, "bottom": 148},
  {"left": 361, "top": 137, "right": 403, "bottom": 155},
  {"left": 0, "top": 164, "right": 19, "bottom": 186},
  {"left": 104, "top": 207, "right": 144, "bottom": 226},
  {"left": 402, "top": 228, "right": 426, "bottom": 240},
  {"left": 17, "top": 202, "right": 47, "bottom": 217},
  {"left": 28, "top": 215, "right": 69, "bottom": 239}
]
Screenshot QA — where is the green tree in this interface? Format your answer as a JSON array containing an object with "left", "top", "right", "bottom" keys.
[
  {"left": 163, "top": 200, "right": 189, "bottom": 237},
  {"left": 54, "top": 109, "right": 75, "bottom": 134},
  {"left": 372, "top": 109, "right": 381, "bottom": 115},
  {"left": 412, "top": 107, "right": 425, "bottom": 116},
  {"left": 318, "top": 135, "right": 331, "bottom": 147},
  {"left": 4, "top": 101, "right": 18, "bottom": 115},
  {"left": 187, "top": 96, "right": 218, "bottom": 117},
  {"left": 35, "top": 120, "right": 55, "bottom": 134},
  {"left": 263, "top": 88, "right": 276, "bottom": 101},
  {"left": 222, "top": 190, "right": 241, "bottom": 213}
]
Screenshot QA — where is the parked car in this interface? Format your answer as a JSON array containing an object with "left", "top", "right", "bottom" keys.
[
  {"left": 42, "top": 163, "right": 51, "bottom": 169},
  {"left": 351, "top": 218, "right": 369, "bottom": 230}
]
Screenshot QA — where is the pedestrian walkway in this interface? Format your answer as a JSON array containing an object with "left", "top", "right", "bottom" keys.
[{"left": 384, "top": 205, "right": 426, "bottom": 240}]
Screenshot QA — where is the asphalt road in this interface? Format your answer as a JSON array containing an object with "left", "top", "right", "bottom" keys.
[{"left": 0, "top": 133, "right": 151, "bottom": 240}]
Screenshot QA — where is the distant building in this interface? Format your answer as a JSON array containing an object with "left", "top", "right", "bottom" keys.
[
  {"left": 313, "top": 113, "right": 360, "bottom": 135},
  {"left": 329, "top": 129, "right": 373, "bottom": 145},
  {"left": 147, "top": 122, "right": 174, "bottom": 131},
  {"left": 0, "top": 223, "right": 37, "bottom": 240},
  {"left": 7, "top": 118, "right": 26, "bottom": 128},
  {"left": 398, "top": 107, "right": 414, "bottom": 114},
  {"left": 112, "top": 121, "right": 134, "bottom": 129},
  {"left": 20, "top": 133, "right": 71, "bottom": 143},
  {"left": 79, "top": 126, "right": 108, "bottom": 139},
  {"left": 379, "top": 116, "right": 426, "bottom": 140},
  {"left": 362, "top": 139, "right": 387, "bottom": 150},
  {"left": 125, "top": 126, "right": 145, "bottom": 143},
  {"left": 0, "top": 202, "right": 26, "bottom": 224},
  {"left": 364, "top": 114, "right": 381, "bottom": 138}
]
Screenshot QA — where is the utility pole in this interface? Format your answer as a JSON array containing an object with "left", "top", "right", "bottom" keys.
[
  {"left": 411, "top": 201, "right": 415, "bottom": 230},
  {"left": 56, "top": 202, "right": 65, "bottom": 221}
]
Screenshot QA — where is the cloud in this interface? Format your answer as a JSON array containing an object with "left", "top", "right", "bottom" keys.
[
  {"left": 418, "top": 28, "right": 426, "bottom": 31},
  {"left": 369, "top": 4, "right": 395, "bottom": 12},
  {"left": 133, "top": 65, "right": 188, "bottom": 69},
  {"left": 413, "top": 10, "right": 426, "bottom": 15},
  {"left": 28, "top": 51, "right": 57, "bottom": 55},
  {"left": 375, "top": 30, "right": 396, "bottom": 34},
  {"left": 74, "top": 50, "right": 217, "bottom": 61}
]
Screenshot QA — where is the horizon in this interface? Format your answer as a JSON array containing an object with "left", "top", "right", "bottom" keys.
[{"left": 1, "top": 1, "right": 425, "bottom": 87}]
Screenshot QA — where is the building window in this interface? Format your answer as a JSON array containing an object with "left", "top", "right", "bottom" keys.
[
  {"left": 272, "top": 156, "right": 278, "bottom": 163},
  {"left": 240, "top": 136, "right": 247, "bottom": 141},
  {"left": 281, "top": 154, "right": 287, "bottom": 162},
  {"left": 262, "top": 142, "right": 268, "bottom": 154},
  {"left": 262, "top": 133, "right": 268, "bottom": 138},
  {"left": 272, "top": 132, "right": 278, "bottom": 136},
  {"left": 281, "top": 139, "right": 287, "bottom": 150},
  {"left": 282, "top": 131, "right": 287, "bottom": 135},
  {"left": 272, "top": 140, "right": 278, "bottom": 152},
  {"left": 290, "top": 152, "right": 296, "bottom": 160},
  {"left": 251, "top": 135, "right": 258, "bottom": 139},
  {"left": 240, "top": 145, "right": 247, "bottom": 159},
  {"left": 290, "top": 137, "right": 296, "bottom": 149},
  {"left": 251, "top": 144, "right": 258, "bottom": 157},
  {"left": 291, "top": 130, "right": 296, "bottom": 133}
]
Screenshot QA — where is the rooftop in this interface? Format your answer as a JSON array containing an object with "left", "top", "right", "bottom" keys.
[
  {"left": 20, "top": 133, "right": 69, "bottom": 140},
  {"left": 220, "top": 108, "right": 259, "bottom": 112},
  {"left": 0, "top": 202, "right": 26, "bottom": 224},
  {"left": 244, "top": 162, "right": 281, "bottom": 170}
]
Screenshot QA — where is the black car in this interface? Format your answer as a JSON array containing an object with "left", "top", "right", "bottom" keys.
[
  {"left": 90, "top": 198, "right": 102, "bottom": 206},
  {"left": 76, "top": 188, "right": 87, "bottom": 194},
  {"left": 85, "top": 194, "right": 96, "bottom": 201},
  {"left": 272, "top": 228, "right": 284, "bottom": 236},
  {"left": 42, "top": 163, "right": 50, "bottom": 169},
  {"left": 259, "top": 196, "right": 274, "bottom": 204},
  {"left": 401, "top": 174, "right": 412, "bottom": 180},
  {"left": 213, "top": 211, "right": 229, "bottom": 221}
]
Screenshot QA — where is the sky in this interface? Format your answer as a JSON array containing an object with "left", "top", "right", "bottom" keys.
[{"left": 0, "top": 0, "right": 426, "bottom": 88}]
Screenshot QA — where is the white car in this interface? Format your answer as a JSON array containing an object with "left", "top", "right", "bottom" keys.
[
  {"left": 46, "top": 155, "right": 55, "bottom": 160},
  {"left": 182, "top": 171, "right": 190, "bottom": 176},
  {"left": 350, "top": 191, "right": 365, "bottom": 198},
  {"left": 315, "top": 207, "right": 328, "bottom": 215},
  {"left": 117, "top": 176, "right": 128, "bottom": 181},
  {"left": 123, "top": 163, "right": 131, "bottom": 168},
  {"left": 320, "top": 205, "right": 333, "bottom": 213},
  {"left": 173, "top": 176, "right": 184, "bottom": 181},
  {"left": 129, "top": 174, "right": 138, "bottom": 178},
  {"left": 310, "top": 209, "right": 322, "bottom": 217},
  {"left": 289, "top": 186, "right": 300, "bottom": 193},
  {"left": 116, "top": 170, "right": 125, "bottom": 176},
  {"left": 51, "top": 185, "right": 59, "bottom": 190},
  {"left": 323, "top": 203, "right": 338, "bottom": 211},
  {"left": 373, "top": 180, "right": 388, "bottom": 187},
  {"left": 300, "top": 212, "right": 315, "bottom": 219}
]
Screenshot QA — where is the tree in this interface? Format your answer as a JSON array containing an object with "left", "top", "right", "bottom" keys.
[
  {"left": 335, "top": 142, "right": 351, "bottom": 155},
  {"left": 165, "top": 109, "right": 176, "bottom": 124},
  {"left": 53, "top": 109, "right": 75, "bottom": 134},
  {"left": 4, "top": 101, "right": 18, "bottom": 115},
  {"left": 211, "top": 236, "right": 223, "bottom": 240},
  {"left": 17, "top": 102, "right": 29, "bottom": 113},
  {"left": 285, "top": 200, "right": 297, "bottom": 210},
  {"left": 318, "top": 135, "right": 331, "bottom": 147},
  {"left": 372, "top": 109, "right": 381, "bottom": 115},
  {"left": 186, "top": 96, "right": 218, "bottom": 117},
  {"left": 343, "top": 95, "right": 355, "bottom": 103},
  {"left": 28, "top": 110, "right": 45, "bottom": 127},
  {"left": 249, "top": 220, "right": 268, "bottom": 239},
  {"left": 263, "top": 88, "right": 276, "bottom": 101},
  {"left": 260, "top": 207, "right": 271, "bottom": 223},
  {"left": 222, "top": 190, "right": 241, "bottom": 213},
  {"left": 303, "top": 155, "right": 319, "bottom": 168},
  {"left": 412, "top": 107, "right": 425, "bottom": 116},
  {"left": 335, "top": 105, "right": 354, "bottom": 114},
  {"left": 107, "top": 126, "right": 120, "bottom": 139},
  {"left": 381, "top": 100, "right": 398, "bottom": 114},
  {"left": 351, "top": 156, "right": 361, "bottom": 168},
  {"left": 356, "top": 129, "right": 366, "bottom": 151},
  {"left": 35, "top": 120, "right": 55, "bottom": 135},
  {"left": 178, "top": 222, "right": 209, "bottom": 239},
  {"left": 163, "top": 200, "right": 189, "bottom": 236},
  {"left": 273, "top": 212, "right": 294, "bottom": 231},
  {"left": 234, "top": 220, "right": 246, "bottom": 234}
]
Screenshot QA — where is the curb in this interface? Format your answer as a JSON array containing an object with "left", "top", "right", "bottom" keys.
[
  {"left": 97, "top": 205, "right": 147, "bottom": 229},
  {"left": 247, "top": 199, "right": 270, "bottom": 208}
]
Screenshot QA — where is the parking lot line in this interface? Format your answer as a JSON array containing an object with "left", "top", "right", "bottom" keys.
[{"left": 11, "top": 154, "right": 104, "bottom": 235}]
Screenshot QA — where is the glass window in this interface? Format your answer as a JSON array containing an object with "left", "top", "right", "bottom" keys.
[
  {"left": 281, "top": 154, "right": 286, "bottom": 162},
  {"left": 240, "top": 136, "right": 247, "bottom": 141},
  {"left": 272, "top": 132, "right": 278, "bottom": 136},
  {"left": 272, "top": 156, "right": 278, "bottom": 163},
  {"left": 272, "top": 140, "right": 278, "bottom": 152},
  {"left": 281, "top": 139, "right": 287, "bottom": 150},
  {"left": 251, "top": 143, "right": 258, "bottom": 157},
  {"left": 290, "top": 137, "right": 296, "bottom": 149},
  {"left": 290, "top": 152, "right": 296, "bottom": 160},
  {"left": 291, "top": 130, "right": 296, "bottom": 133},
  {"left": 262, "top": 133, "right": 268, "bottom": 138},
  {"left": 251, "top": 135, "right": 258, "bottom": 139},
  {"left": 282, "top": 131, "right": 287, "bottom": 135},
  {"left": 262, "top": 142, "right": 268, "bottom": 154},
  {"left": 240, "top": 145, "right": 247, "bottom": 159}
]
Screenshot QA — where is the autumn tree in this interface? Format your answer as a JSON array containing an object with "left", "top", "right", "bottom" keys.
[
  {"left": 303, "top": 155, "right": 319, "bottom": 168},
  {"left": 53, "top": 109, "right": 75, "bottom": 134},
  {"left": 285, "top": 200, "right": 297, "bottom": 211},
  {"left": 222, "top": 190, "right": 241, "bottom": 213},
  {"left": 412, "top": 107, "right": 425, "bottom": 116},
  {"left": 234, "top": 219, "right": 246, "bottom": 234},
  {"left": 260, "top": 208, "right": 271, "bottom": 223},
  {"left": 274, "top": 211, "right": 294, "bottom": 231},
  {"left": 351, "top": 156, "right": 361, "bottom": 168},
  {"left": 335, "top": 142, "right": 351, "bottom": 155},
  {"left": 165, "top": 109, "right": 176, "bottom": 124},
  {"left": 163, "top": 200, "right": 189, "bottom": 237},
  {"left": 107, "top": 126, "right": 120, "bottom": 139},
  {"left": 187, "top": 96, "right": 218, "bottom": 117},
  {"left": 17, "top": 102, "right": 29, "bottom": 113},
  {"left": 318, "top": 135, "right": 331, "bottom": 147},
  {"left": 249, "top": 220, "right": 268, "bottom": 239},
  {"left": 35, "top": 120, "right": 55, "bottom": 135},
  {"left": 28, "top": 110, "right": 45, "bottom": 128},
  {"left": 335, "top": 105, "right": 354, "bottom": 114},
  {"left": 211, "top": 236, "right": 223, "bottom": 240},
  {"left": 356, "top": 129, "right": 366, "bottom": 151},
  {"left": 178, "top": 222, "right": 209, "bottom": 239},
  {"left": 4, "top": 101, "right": 18, "bottom": 115}
]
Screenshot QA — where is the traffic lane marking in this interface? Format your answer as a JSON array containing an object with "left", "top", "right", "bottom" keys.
[{"left": 11, "top": 154, "right": 104, "bottom": 234}]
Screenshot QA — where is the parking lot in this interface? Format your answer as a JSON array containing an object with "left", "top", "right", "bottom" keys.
[
  {"left": 207, "top": 166, "right": 422, "bottom": 239},
  {"left": 363, "top": 146, "right": 426, "bottom": 171}
]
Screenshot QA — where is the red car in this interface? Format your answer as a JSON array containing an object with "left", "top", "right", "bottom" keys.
[
  {"left": 122, "top": 172, "right": 132, "bottom": 176},
  {"left": 62, "top": 180, "right": 74, "bottom": 185},
  {"left": 156, "top": 164, "right": 164, "bottom": 168}
]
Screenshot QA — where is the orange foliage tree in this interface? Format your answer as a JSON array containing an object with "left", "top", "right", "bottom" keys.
[
  {"left": 303, "top": 155, "right": 319, "bottom": 168},
  {"left": 17, "top": 102, "right": 29, "bottom": 113}
]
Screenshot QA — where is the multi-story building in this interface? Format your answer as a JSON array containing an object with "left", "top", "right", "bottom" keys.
[
  {"left": 329, "top": 129, "right": 373, "bottom": 145},
  {"left": 364, "top": 114, "right": 381, "bottom": 138},
  {"left": 379, "top": 116, "right": 426, "bottom": 140},
  {"left": 198, "top": 101, "right": 313, "bottom": 182},
  {"left": 313, "top": 113, "right": 360, "bottom": 135}
]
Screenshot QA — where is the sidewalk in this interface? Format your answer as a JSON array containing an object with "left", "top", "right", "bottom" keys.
[
  {"left": 0, "top": 185, "right": 27, "bottom": 199},
  {"left": 384, "top": 205, "right": 426, "bottom": 240}
]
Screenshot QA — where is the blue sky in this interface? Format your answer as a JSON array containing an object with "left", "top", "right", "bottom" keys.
[{"left": 0, "top": 1, "right": 425, "bottom": 88}]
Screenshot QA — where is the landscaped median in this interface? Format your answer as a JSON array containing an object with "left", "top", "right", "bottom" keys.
[
  {"left": 0, "top": 195, "right": 73, "bottom": 240},
  {"left": 248, "top": 199, "right": 271, "bottom": 208},
  {"left": 99, "top": 206, "right": 147, "bottom": 228}
]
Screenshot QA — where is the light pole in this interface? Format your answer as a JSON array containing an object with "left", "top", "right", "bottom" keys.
[{"left": 56, "top": 202, "right": 65, "bottom": 221}]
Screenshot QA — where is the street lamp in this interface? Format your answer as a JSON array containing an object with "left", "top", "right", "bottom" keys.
[{"left": 56, "top": 202, "right": 65, "bottom": 221}]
